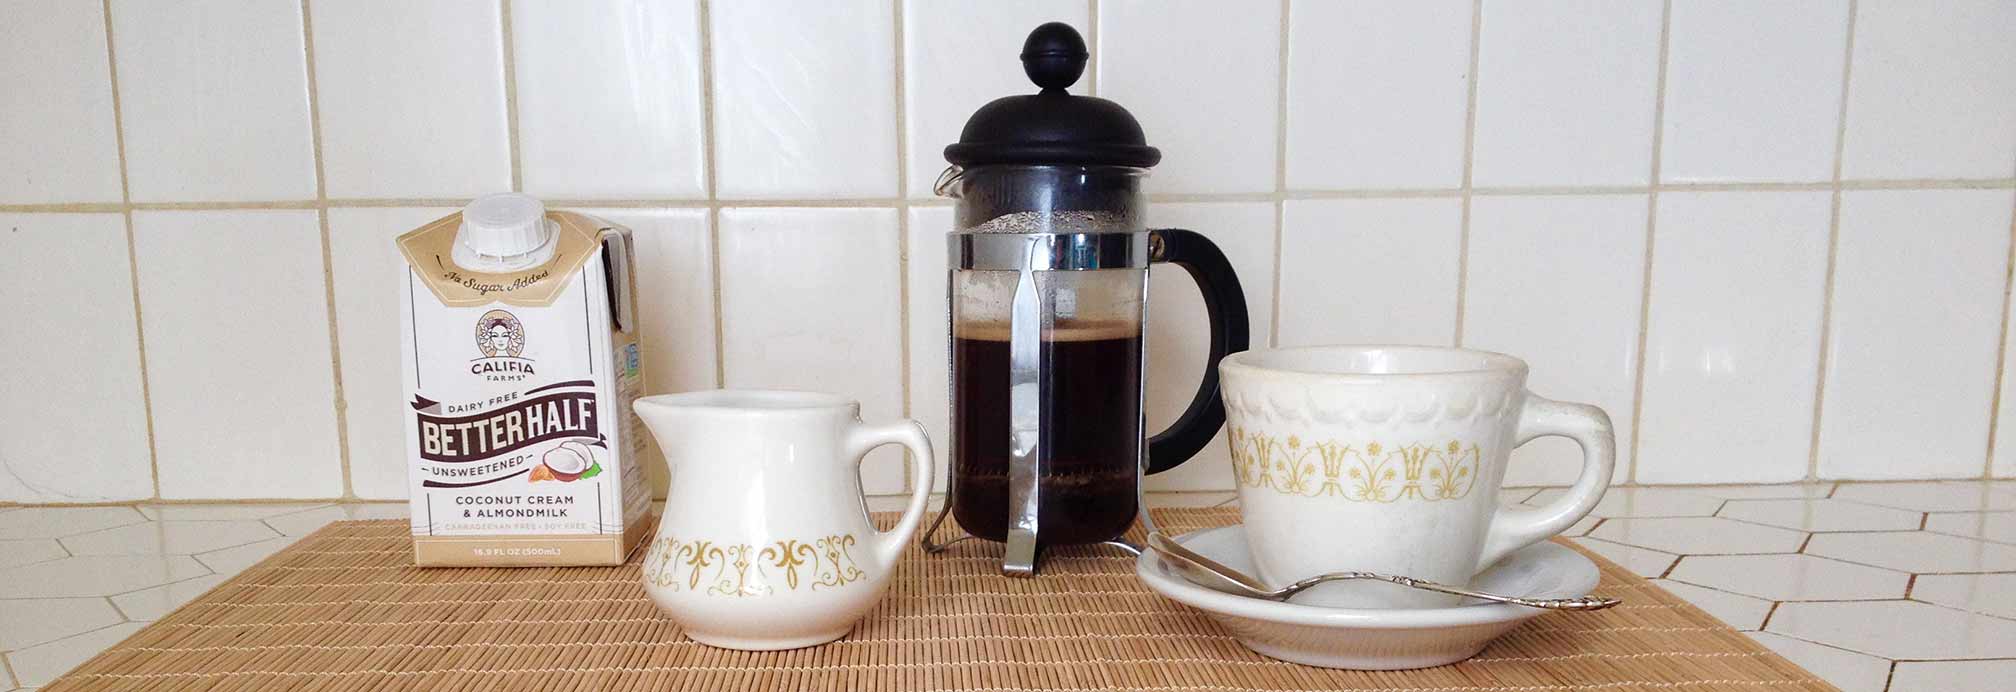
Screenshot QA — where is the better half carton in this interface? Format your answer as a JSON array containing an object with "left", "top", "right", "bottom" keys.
[{"left": 397, "top": 194, "right": 649, "bottom": 566}]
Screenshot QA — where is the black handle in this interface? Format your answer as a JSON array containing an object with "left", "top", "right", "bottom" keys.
[{"left": 1145, "top": 229, "right": 1250, "bottom": 475}]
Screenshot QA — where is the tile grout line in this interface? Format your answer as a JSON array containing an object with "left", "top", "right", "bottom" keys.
[
  {"left": 1451, "top": 0, "right": 1484, "bottom": 347},
  {"left": 4, "top": 178, "right": 2015, "bottom": 215},
  {"left": 498, "top": 0, "right": 523, "bottom": 193},
  {"left": 1268, "top": 0, "right": 1290, "bottom": 349},
  {"left": 1085, "top": 0, "right": 1099, "bottom": 97},
  {"left": 97, "top": 0, "right": 162, "bottom": 503},
  {"left": 1809, "top": 0, "right": 1860, "bottom": 482},
  {"left": 891, "top": 0, "right": 913, "bottom": 494},
  {"left": 695, "top": 0, "right": 726, "bottom": 392},
  {"left": 1984, "top": 195, "right": 2016, "bottom": 478},
  {"left": 1625, "top": 0, "right": 1675, "bottom": 485},
  {"left": 300, "top": 0, "right": 353, "bottom": 500}
]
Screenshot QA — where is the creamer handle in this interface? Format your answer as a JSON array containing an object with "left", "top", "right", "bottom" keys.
[{"left": 849, "top": 420, "right": 936, "bottom": 571}]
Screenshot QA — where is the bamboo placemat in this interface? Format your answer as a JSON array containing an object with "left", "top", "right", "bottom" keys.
[{"left": 47, "top": 508, "right": 1834, "bottom": 691}]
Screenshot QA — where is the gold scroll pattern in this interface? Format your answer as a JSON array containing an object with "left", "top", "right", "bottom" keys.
[
  {"left": 643, "top": 533, "right": 868, "bottom": 597},
  {"left": 1228, "top": 427, "right": 1481, "bottom": 503}
]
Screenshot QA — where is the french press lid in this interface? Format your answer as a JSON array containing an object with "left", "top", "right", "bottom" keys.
[{"left": 944, "top": 23, "right": 1161, "bottom": 169}]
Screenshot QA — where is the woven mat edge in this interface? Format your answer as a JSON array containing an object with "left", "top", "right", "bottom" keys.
[{"left": 52, "top": 513, "right": 1840, "bottom": 691}]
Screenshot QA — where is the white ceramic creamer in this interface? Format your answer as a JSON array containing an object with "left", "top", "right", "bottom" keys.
[
  {"left": 398, "top": 193, "right": 650, "bottom": 566},
  {"left": 634, "top": 390, "right": 934, "bottom": 650}
]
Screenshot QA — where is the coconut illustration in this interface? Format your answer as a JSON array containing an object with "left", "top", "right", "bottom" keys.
[{"left": 540, "top": 441, "right": 597, "bottom": 482}]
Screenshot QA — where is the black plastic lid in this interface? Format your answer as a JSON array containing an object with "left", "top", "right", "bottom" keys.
[{"left": 943, "top": 23, "right": 1161, "bottom": 169}]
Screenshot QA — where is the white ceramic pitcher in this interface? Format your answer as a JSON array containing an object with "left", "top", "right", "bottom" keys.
[{"left": 632, "top": 390, "right": 933, "bottom": 650}]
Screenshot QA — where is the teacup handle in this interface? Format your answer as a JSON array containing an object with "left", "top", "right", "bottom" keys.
[
  {"left": 1477, "top": 393, "right": 1615, "bottom": 569},
  {"left": 847, "top": 420, "right": 936, "bottom": 570}
]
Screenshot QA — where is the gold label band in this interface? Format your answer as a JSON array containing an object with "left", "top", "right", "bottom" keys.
[
  {"left": 1229, "top": 427, "right": 1481, "bottom": 503},
  {"left": 643, "top": 533, "right": 868, "bottom": 597}
]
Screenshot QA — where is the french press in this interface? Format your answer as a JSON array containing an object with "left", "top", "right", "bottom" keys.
[{"left": 920, "top": 23, "right": 1250, "bottom": 576}]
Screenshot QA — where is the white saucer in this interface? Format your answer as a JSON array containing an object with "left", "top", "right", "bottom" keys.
[{"left": 1136, "top": 525, "right": 1602, "bottom": 670}]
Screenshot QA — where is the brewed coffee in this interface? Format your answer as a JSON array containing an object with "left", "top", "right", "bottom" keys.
[{"left": 951, "top": 320, "right": 1143, "bottom": 545}]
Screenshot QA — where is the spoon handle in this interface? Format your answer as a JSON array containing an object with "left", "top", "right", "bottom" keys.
[{"left": 1289, "top": 572, "right": 1621, "bottom": 611}]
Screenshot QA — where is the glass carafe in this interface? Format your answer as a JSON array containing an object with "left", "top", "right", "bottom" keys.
[{"left": 929, "top": 168, "right": 1248, "bottom": 574}]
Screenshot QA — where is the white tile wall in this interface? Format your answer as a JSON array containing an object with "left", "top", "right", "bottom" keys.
[
  {"left": 310, "top": 0, "right": 511, "bottom": 198},
  {"left": 904, "top": 206, "right": 953, "bottom": 492},
  {"left": 1637, "top": 192, "right": 1831, "bottom": 483},
  {"left": 589, "top": 207, "right": 718, "bottom": 498},
  {"left": 2, "top": 3, "right": 2015, "bottom": 503},
  {"left": 1143, "top": 203, "right": 1278, "bottom": 491},
  {"left": 511, "top": 0, "right": 709, "bottom": 199},
  {"left": 0, "top": 0, "right": 123, "bottom": 204},
  {"left": 1463, "top": 195, "right": 1646, "bottom": 485},
  {"left": 903, "top": 0, "right": 1090, "bottom": 199},
  {"left": 1471, "top": 0, "right": 1663, "bottom": 187},
  {"left": 718, "top": 207, "right": 905, "bottom": 493},
  {"left": 132, "top": 210, "right": 343, "bottom": 499},
  {"left": 1840, "top": 0, "right": 2016, "bottom": 180},
  {"left": 1284, "top": 0, "right": 1472, "bottom": 190},
  {"left": 1099, "top": 0, "right": 1280, "bottom": 194},
  {"left": 1819, "top": 190, "right": 2013, "bottom": 479},
  {"left": 710, "top": 0, "right": 898, "bottom": 199},
  {"left": 0, "top": 214, "right": 151, "bottom": 502},
  {"left": 109, "top": 0, "right": 317, "bottom": 202},
  {"left": 1277, "top": 199, "right": 1462, "bottom": 347},
  {"left": 1659, "top": 0, "right": 1850, "bottom": 183},
  {"left": 327, "top": 207, "right": 457, "bottom": 500}
]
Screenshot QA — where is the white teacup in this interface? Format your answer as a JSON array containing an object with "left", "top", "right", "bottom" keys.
[{"left": 1218, "top": 346, "right": 1613, "bottom": 609}]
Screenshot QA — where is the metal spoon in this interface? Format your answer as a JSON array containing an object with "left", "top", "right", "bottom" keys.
[{"left": 1145, "top": 532, "right": 1620, "bottom": 611}]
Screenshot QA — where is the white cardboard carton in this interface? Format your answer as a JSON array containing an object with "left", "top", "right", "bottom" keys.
[{"left": 397, "top": 202, "right": 649, "bottom": 566}]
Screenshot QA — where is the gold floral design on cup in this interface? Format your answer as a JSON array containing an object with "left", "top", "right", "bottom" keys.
[
  {"left": 644, "top": 533, "right": 869, "bottom": 597},
  {"left": 1227, "top": 427, "right": 1480, "bottom": 503}
]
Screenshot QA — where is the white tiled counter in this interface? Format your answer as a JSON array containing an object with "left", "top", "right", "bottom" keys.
[{"left": 4, "top": 480, "right": 2015, "bottom": 691}]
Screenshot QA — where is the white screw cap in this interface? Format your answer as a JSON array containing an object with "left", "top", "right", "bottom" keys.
[{"left": 453, "top": 193, "right": 556, "bottom": 271}]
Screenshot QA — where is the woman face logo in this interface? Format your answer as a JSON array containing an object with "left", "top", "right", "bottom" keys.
[{"left": 475, "top": 310, "right": 525, "bottom": 358}]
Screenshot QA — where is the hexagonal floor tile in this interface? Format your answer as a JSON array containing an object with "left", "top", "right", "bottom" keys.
[
  {"left": 1682, "top": 483, "right": 1837, "bottom": 500},
  {"left": 1568, "top": 538, "right": 1677, "bottom": 578},
  {"left": 1833, "top": 481, "right": 2016, "bottom": 512},
  {"left": 1744, "top": 632, "right": 1891, "bottom": 692},
  {"left": 0, "top": 598, "right": 123, "bottom": 650},
  {"left": 1648, "top": 579, "right": 1773, "bottom": 630},
  {"left": 263, "top": 503, "right": 409, "bottom": 537},
  {"left": 1589, "top": 517, "right": 1807, "bottom": 555},
  {"left": 1912, "top": 572, "right": 2016, "bottom": 620},
  {"left": 1527, "top": 487, "right": 1725, "bottom": 517},
  {"left": 5, "top": 622, "right": 147, "bottom": 687},
  {"left": 1667, "top": 553, "right": 1907, "bottom": 601},
  {"left": 194, "top": 536, "right": 298, "bottom": 575},
  {"left": 0, "top": 507, "right": 147, "bottom": 540},
  {"left": 1716, "top": 498, "right": 1923, "bottom": 532},
  {"left": 0, "top": 539, "right": 66, "bottom": 569},
  {"left": 1890, "top": 659, "right": 2016, "bottom": 692},
  {"left": 135, "top": 502, "right": 331, "bottom": 521},
  {"left": 1142, "top": 492, "right": 1236, "bottom": 508},
  {"left": 0, "top": 555, "right": 210, "bottom": 598},
  {"left": 110, "top": 574, "right": 232, "bottom": 621},
  {"left": 1768, "top": 600, "right": 2016, "bottom": 659},
  {"left": 1923, "top": 511, "right": 2016, "bottom": 545},
  {"left": 1806, "top": 531, "right": 2016, "bottom": 573},
  {"left": 1562, "top": 515, "right": 1601, "bottom": 537},
  {"left": 60, "top": 520, "right": 280, "bottom": 556}
]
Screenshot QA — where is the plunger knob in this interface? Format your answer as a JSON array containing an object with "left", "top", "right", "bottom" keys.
[{"left": 1021, "top": 22, "right": 1088, "bottom": 93}]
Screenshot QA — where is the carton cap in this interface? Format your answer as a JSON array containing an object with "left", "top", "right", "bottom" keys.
[{"left": 454, "top": 193, "right": 556, "bottom": 270}]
